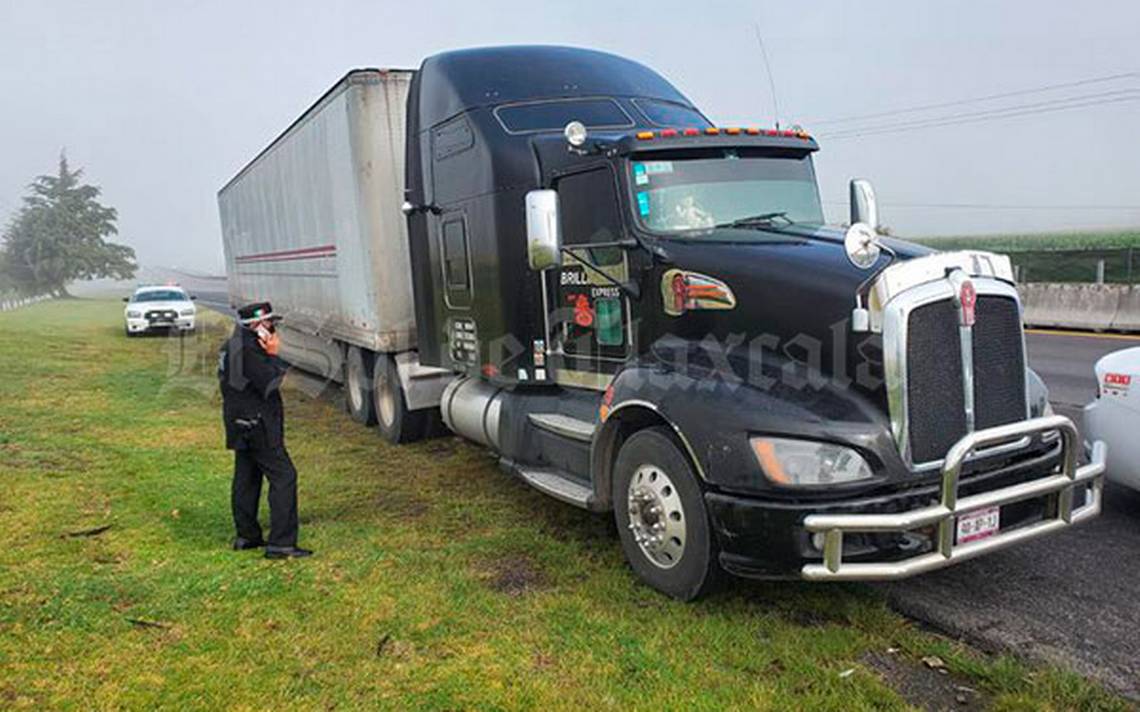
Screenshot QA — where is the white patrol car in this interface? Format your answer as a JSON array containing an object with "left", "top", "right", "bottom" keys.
[
  {"left": 1083, "top": 346, "right": 1140, "bottom": 493},
  {"left": 123, "top": 285, "right": 197, "bottom": 336}
]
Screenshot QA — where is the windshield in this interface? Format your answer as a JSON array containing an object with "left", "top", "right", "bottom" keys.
[
  {"left": 629, "top": 150, "right": 825, "bottom": 237},
  {"left": 132, "top": 290, "right": 186, "bottom": 302}
]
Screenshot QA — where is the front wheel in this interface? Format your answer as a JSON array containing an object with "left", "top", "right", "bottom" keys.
[{"left": 613, "top": 427, "right": 720, "bottom": 601}]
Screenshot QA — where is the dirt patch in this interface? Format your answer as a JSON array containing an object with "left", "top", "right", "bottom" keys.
[
  {"left": 420, "top": 437, "right": 462, "bottom": 458},
  {"left": 480, "top": 555, "right": 549, "bottom": 597},
  {"left": 374, "top": 489, "right": 429, "bottom": 519},
  {"left": 864, "top": 650, "right": 990, "bottom": 711}
]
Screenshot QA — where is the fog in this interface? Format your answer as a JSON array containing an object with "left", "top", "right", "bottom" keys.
[{"left": 2, "top": 0, "right": 1138, "bottom": 272}]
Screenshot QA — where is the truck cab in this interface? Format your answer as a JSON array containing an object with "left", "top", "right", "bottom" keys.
[{"left": 402, "top": 46, "right": 1105, "bottom": 600}]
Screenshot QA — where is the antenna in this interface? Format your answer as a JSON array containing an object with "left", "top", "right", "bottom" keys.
[{"left": 752, "top": 23, "right": 781, "bottom": 130}]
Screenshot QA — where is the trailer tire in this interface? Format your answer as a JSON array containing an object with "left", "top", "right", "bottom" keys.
[
  {"left": 613, "top": 427, "right": 720, "bottom": 601},
  {"left": 344, "top": 346, "right": 375, "bottom": 426},
  {"left": 372, "top": 353, "right": 426, "bottom": 444}
]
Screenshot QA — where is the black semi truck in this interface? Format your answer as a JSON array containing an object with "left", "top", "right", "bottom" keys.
[{"left": 220, "top": 46, "right": 1105, "bottom": 600}]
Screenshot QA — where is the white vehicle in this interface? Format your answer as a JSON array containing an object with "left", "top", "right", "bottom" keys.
[
  {"left": 123, "top": 285, "right": 197, "bottom": 336},
  {"left": 1083, "top": 346, "right": 1140, "bottom": 492}
]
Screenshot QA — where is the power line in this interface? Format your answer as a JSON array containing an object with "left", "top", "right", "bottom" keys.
[
  {"left": 819, "top": 89, "right": 1139, "bottom": 137},
  {"left": 805, "top": 71, "right": 1138, "bottom": 127},
  {"left": 818, "top": 91, "right": 1140, "bottom": 140}
]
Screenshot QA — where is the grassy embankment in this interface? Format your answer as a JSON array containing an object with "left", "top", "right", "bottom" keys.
[{"left": 0, "top": 300, "right": 1129, "bottom": 710}]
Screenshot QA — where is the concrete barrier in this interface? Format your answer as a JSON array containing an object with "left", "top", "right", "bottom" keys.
[
  {"left": 1112, "top": 286, "right": 1140, "bottom": 332},
  {"left": 1019, "top": 283, "right": 1140, "bottom": 332}
]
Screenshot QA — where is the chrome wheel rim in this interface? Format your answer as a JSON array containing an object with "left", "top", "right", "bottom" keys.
[
  {"left": 627, "top": 464, "right": 686, "bottom": 569},
  {"left": 347, "top": 359, "right": 364, "bottom": 412},
  {"left": 377, "top": 374, "right": 396, "bottom": 427}
]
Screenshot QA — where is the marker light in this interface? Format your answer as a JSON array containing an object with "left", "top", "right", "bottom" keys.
[
  {"left": 746, "top": 127, "right": 760, "bottom": 135},
  {"left": 683, "top": 128, "right": 700, "bottom": 136},
  {"left": 660, "top": 129, "right": 677, "bottom": 137},
  {"left": 564, "top": 121, "right": 588, "bottom": 147},
  {"left": 636, "top": 131, "right": 655, "bottom": 140},
  {"left": 704, "top": 127, "right": 720, "bottom": 135},
  {"left": 725, "top": 127, "right": 741, "bottom": 135}
]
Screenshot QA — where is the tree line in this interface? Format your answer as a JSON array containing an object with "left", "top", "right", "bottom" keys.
[{"left": 1, "top": 153, "right": 136, "bottom": 298}]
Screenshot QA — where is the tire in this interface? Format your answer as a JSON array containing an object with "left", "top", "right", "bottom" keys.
[
  {"left": 344, "top": 346, "right": 376, "bottom": 426},
  {"left": 612, "top": 427, "right": 720, "bottom": 601},
  {"left": 372, "top": 353, "right": 427, "bottom": 444}
]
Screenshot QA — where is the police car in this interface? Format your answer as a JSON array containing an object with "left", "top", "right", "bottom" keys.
[
  {"left": 123, "top": 285, "right": 197, "bottom": 336},
  {"left": 1083, "top": 346, "right": 1140, "bottom": 493}
]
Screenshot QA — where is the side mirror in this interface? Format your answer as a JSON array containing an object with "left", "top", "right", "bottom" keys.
[
  {"left": 525, "top": 189, "right": 562, "bottom": 271},
  {"left": 849, "top": 178, "right": 879, "bottom": 230}
]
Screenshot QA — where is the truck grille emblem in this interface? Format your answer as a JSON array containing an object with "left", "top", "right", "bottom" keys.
[{"left": 958, "top": 279, "right": 977, "bottom": 327}]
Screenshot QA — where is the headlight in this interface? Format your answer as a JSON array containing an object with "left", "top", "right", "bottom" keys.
[
  {"left": 127, "top": 310, "right": 141, "bottom": 318},
  {"left": 179, "top": 308, "right": 195, "bottom": 316},
  {"left": 750, "top": 436, "right": 873, "bottom": 486}
]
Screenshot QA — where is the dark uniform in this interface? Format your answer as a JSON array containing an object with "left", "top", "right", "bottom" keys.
[{"left": 218, "top": 305, "right": 302, "bottom": 554}]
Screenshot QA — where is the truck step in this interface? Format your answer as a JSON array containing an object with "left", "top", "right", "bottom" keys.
[
  {"left": 510, "top": 462, "right": 599, "bottom": 510},
  {"left": 528, "top": 413, "right": 595, "bottom": 443}
]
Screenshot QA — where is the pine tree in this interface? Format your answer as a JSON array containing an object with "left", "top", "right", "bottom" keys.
[{"left": 0, "top": 152, "right": 136, "bottom": 297}]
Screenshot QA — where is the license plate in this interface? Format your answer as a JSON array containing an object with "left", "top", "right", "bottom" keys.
[{"left": 956, "top": 506, "right": 1000, "bottom": 544}]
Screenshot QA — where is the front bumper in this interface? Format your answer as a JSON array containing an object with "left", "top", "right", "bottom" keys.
[
  {"left": 126, "top": 317, "right": 195, "bottom": 333},
  {"left": 707, "top": 415, "right": 1106, "bottom": 581}
]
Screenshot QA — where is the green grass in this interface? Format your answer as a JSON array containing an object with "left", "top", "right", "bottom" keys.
[
  {"left": 912, "top": 230, "right": 1140, "bottom": 283},
  {"left": 913, "top": 229, "right": 1140, "bottom": 252},
  {"left": 0, "top": 300, "right": 1130, "bottom": 710}
]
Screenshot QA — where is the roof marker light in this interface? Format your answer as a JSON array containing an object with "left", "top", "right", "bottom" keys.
[
  {"left": 660, "top": 128, "right": 677, "bottom": 138},
  {"left": 704, "top": 127, "right": 720, "bottom": 135},
  {"left": 765, "top": 129, "right": 780, "bottom": 137},
  {"left": 683, "top": 128, "right": 700, "bottom": 136},
  {"left": 636, "top": 131, "right": 655, "bottom": 140},
  {"left": 725, "top": 127, "right": 741, "bottom": 135},
  {"left": 746, "top": 127, "right": 760, "bottom": 135}
]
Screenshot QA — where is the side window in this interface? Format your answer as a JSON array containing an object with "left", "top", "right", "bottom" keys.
[
  {"left": 556, "top": 168, "right": 621, "bottom": 247},
  {"left": 440, "top": 216, "right": 472, "bottom": 308}
]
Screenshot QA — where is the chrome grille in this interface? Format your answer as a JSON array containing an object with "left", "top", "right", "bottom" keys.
[
  {"left": 972, "top": 295, "right": 1027, "bottom": 430},
  {"left": 883, "top": 277, "right": 1029, "bottom": 470},
  {"left": 906, "top": 300, "right": 967, "bottom": 463}
]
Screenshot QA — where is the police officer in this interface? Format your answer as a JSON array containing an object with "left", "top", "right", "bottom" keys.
[{"left": 219, "top": 301, "right": 312, "bottom": 559}]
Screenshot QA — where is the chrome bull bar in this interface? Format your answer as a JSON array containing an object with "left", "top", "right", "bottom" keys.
[{"left": 801, "top": 415, "right": 1106, "bottom": 581}]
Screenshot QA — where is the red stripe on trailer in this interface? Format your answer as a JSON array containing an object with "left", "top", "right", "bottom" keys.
[{"left": 235, "top": 244, "right": 337, "bottom": 263}]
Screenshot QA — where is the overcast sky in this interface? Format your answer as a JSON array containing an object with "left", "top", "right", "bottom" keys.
[{"left": 2, "top": 0, "right": 1138, "bottom": 272}]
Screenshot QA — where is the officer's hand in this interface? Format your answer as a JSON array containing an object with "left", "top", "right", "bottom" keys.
[{"left": 260, "top": 330, "right": 281, "bottom": 356}]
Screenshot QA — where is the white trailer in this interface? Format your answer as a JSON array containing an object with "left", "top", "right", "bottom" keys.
[{"left": 218, "top": 69, "right": 450, "bottom": 442}]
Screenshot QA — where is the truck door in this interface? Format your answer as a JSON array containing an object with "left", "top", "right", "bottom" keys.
[{"left": 545, "top": 166, "right": 632, "bottom": 389}]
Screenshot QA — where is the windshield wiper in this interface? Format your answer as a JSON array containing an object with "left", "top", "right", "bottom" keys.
[{"left": 715, "top": 212, "right": 794, "bottom": 229}]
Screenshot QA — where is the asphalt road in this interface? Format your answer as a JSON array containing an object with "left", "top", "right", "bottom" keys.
[{"left": 884, "top": 330, "right": 1140, "bottom": 701}]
